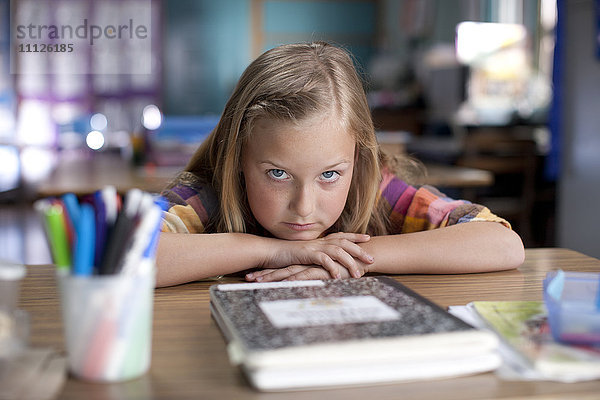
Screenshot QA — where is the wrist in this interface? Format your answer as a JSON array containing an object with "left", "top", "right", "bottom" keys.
[
  {"left": 359, "top": 238, "right": 378, "bottom": 275},
  {"left": 255, "top": 235, "right": 285, "bottom": 269}
]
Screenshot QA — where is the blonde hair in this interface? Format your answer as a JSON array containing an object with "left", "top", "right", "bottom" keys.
[{"left": 185, "top": 42, "right": 390, "bottom": 235}]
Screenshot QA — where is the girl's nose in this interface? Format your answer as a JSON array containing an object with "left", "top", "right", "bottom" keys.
[{"left": 289, "top": 184, "right": 314, "bottom": 218}]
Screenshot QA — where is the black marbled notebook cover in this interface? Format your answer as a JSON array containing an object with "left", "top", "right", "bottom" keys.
[{"left": 210, "top": 276, "right": 474, "bottom": 351}]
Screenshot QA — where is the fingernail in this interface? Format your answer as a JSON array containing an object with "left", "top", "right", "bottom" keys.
[
  {"left": 246, "top": 273, "right": 254, "bottom": 279},
  {"left": 255, "top": 276, "right": 263, "bottom": 282},
  {"left": 367, "top": 255, "right": 374, "bottom": 262},
  {"left": 354, "top": 271, "right": 361, "bottom": 278},
  {"left": 336, "top": 274, "right": 341, "bottom": 279}
]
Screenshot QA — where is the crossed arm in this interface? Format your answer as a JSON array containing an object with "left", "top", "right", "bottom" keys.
[
  {"left": 246, "top": 221, "right": 524, "bottom": 282},
  {"left": 155, "top": 221, "right": 524, "bottom": 287}
]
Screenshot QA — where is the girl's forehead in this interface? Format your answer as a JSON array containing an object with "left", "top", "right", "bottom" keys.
[
  {"left": 252, "top": 113, "right": 352, "bottom": 138},
  {"left": 244, "top": 114, "right": 356, "bottom": 161}
]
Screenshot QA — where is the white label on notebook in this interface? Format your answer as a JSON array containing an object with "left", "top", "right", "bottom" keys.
[
  {"left": 259, "top": 295, "right": 400, "bottom": 328},
  {"left": 217, "top": 280, "right": 325, "bottom": 291}
]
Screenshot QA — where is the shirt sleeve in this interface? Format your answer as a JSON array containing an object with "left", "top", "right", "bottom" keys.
[
  {"left": 159, "top": 173, "right": 218, "bottom": 234},
  {"left": 379, "top": 170, "right": 511, "bottom": 234}
]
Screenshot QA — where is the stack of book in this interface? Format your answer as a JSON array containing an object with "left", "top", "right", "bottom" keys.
[
  {"left": 210, "top": 276, "right": 500, "bottom": 391},
  {"left": 449, "top": 300, "right": 600, "bottom": 382}
]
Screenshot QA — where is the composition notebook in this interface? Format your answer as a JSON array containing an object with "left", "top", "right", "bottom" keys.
[{"left": 209, "top": 276, "right": 501, "bottom": 391}]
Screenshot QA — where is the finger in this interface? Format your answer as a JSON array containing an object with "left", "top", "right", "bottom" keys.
[
  {"left": 284, "top": 267, "right": 331, "bottom": 281},
  {"left": 335, "top": 239, "right": 374, "bottom": 265},
  {"left": 245, "top": 269, "right": 277, "bottom": 281},
  {"left": 255, "top": 265, "right": 308, "bottom": 282},
  {"left": 322, "top": 235, "right": 374, "bottom": 265},
  {"left": 324, "top": 245, "right": 364, "bottom": 279},
  {"left": 316, "top": 253, "right": 342, "bottom": 279}
]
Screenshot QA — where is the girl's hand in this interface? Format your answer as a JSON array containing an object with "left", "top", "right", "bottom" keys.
[
  {"left": 261, "top": 232, "right": 374, "bottom": 279},
  {"left": 246, "top": 264, "right": 352, "bottom": 282}
]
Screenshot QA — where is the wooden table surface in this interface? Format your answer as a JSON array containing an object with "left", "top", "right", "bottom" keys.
[
  {"left": 35, "top": 154, "right": 180, "bottom": 197},
  {"left": 18, "top": 248, "right": 600, "bottom": 400}
]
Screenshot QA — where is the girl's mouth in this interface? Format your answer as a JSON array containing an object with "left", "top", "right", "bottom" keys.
[{"left": 284, "top": 223, "right": 315, "bottom": 231}]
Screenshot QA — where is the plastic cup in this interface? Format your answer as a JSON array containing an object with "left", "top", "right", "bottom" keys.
[{"left": 57, "top": 266, "right": 155, "bottom": 382}]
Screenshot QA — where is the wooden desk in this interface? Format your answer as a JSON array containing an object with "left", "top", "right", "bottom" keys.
[
  {"left": 18, "top": 248, "right": 600, "bottom": 400},
  {"left": 36, "top": 154, "right": 180, "bottom": 197},
  {"left": 422, "top": 163, "right": 493, "bottom": 188}
]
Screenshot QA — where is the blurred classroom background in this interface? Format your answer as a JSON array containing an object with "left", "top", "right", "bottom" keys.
[{"left": 1, "top": 0, "right": 599, "bottom": 264}]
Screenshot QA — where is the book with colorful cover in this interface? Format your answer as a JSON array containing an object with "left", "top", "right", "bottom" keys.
[
  {"left": 467, "top": 301, "right": 600, "bottom": 382},
  {"left": 209, "top": 276, "right": 500, "bottom": 391}
]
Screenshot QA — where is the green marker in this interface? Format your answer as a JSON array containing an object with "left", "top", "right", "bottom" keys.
[{"left": 45, "top": 204, "right": 72, "bottom": 272}]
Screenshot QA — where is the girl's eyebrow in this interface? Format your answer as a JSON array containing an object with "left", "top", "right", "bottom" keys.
[
  {"left": 322, "top": 160, "right": 352, "bottom": 170},
  {"left": 258, "top": 160, "right": 286, "bottom": 169},
  {"left": 258, "top": 160, "right": 352, "bottom": 170}
]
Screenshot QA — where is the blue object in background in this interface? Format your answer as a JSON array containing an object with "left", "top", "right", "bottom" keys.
[
  {"left": 596, "top": 0, "right": 600, "bottom": 60},
  {"left": 546, "top": 0, "right": 565, "bottom": 182},
  {"left": 145, "top": 115, "right": 219, "bottom": 166},
  {"left": 543, "top": 270, "right": 600, "bottom": 345},
  {"left": 152, "top": 115, "right": 219, "bottom": 145}
]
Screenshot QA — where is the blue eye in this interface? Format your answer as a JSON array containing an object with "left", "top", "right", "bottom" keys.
[
  {"left": 320, "top": 171, "right": 339, "bottom": 182},
  {"left": 268, "top": 169, "right": 289, "bottom": 180}
]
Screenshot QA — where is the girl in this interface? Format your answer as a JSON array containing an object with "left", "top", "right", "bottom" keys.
[{"left": 156, "top": 42, "right": 524, "bottom": 287}]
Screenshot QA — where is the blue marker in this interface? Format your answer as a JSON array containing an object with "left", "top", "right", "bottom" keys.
[
  {"left": 62, "top": 193, "right": 81, "bottom": 230},
  {"left": 143, "top": 196, "right": 166, "bottom": 259},
  {"left": 154, "top": 196, "right": 168, "bottom": 211},
  {"left": 73, "top": 203, "right": 95, "bottom": 276},
  {"left": 143, "top": 218, "right": 161, "bottom": 260}
]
